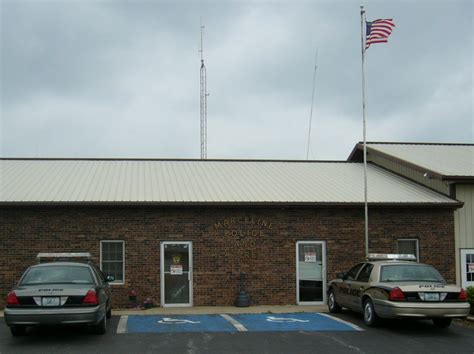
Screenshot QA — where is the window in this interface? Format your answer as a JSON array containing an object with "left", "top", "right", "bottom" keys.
[
  {"left": 100, "top": 241, "right": 125, "bottom": 284},
  {"left": 397, "top": 239, "right": 419, "bottom": 260},
  {"left": 346, "top": 263, "right": 365, "bottom": 280},
  {"left": 357, "top": 263, "right": 374, "bottom": 282},
  {"left": 380, "top": 264, "right": 445, "bottom": 283}
]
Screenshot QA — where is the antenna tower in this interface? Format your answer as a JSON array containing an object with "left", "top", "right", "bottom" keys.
[{"left": 199, "top": 20, "right": 208, "bottom": 159}]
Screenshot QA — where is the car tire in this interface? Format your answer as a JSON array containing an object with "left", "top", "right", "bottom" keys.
[
  {"left": 363, "top": 298, "right": 379, "bottom": 327},
  {"left": 10, "top": 326, "right": 26, "bottom": 337},
  {"left": 432, "top": 318, "right": 452, "bottom": 328},
  {"left": 328, "top": 289, "right": 341, "bottom": 313},
  {"left": 93, "top": 315, "right": 107, "bottom": 335},
  {"left": 106, "top": 304, "right": 112, "bottom": 319}
]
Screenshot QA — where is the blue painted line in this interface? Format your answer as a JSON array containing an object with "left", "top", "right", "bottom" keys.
[
  {"left": 126, "top": 315, "right": 236, "bottom": 333},
  {"left": 231, "top": 313, "right": 359, "bottom": 332}
]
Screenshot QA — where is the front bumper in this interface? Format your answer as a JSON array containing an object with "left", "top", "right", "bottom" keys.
[
  {"left": 373, "top": 299, "right": 470, "bottom": 319},
  {"left": 4, "top": 305, "right": 105, "bottom": 327}
]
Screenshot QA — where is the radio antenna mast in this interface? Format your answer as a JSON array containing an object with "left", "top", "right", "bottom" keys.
[
  {"left": 306, "top": 49, "right": 318, "bottom": 160},
  {"left": 199, "top": 18, "right": 208, "bottom": 159}
]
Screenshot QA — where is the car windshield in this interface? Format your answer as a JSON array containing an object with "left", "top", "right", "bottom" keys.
[
  {"left": 380, "top": 264, "right": 445, "bottom": 283},
  {"left": 20, "top": 266, "right": 95, "bottom": 285}
]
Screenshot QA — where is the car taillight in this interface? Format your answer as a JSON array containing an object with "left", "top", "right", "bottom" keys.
[
  {"left": 388, "top": 287, "right": 405, "bottom": 301},
  {"left": 82, "top": 289, "right": 99, "bottom": 305},
  {"left": 6, "top": 291, "right": 20, "bottom": 306},
  {"left": 458, "top": 288, "right": 467, "bottom": 301}
]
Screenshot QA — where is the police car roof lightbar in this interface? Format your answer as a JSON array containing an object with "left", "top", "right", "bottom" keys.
[
  {"left": 367, "top": 253, "right": 417, "bottom": 261},
  {"left": 37, "top": 253, "right": 92, "bottom": 263}
]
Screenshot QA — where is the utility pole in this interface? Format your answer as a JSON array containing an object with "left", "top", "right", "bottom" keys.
[{"left": 199, "top": 19, "right": 208, "bottom": 159}]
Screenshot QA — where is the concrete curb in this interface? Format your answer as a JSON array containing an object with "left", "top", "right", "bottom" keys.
[{"left": 466, "top": 316, "right": 474, "bottom": 322}]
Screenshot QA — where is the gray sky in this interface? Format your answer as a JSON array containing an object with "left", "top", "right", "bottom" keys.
[{"left": 1, "top": 0, "right": 473, "bottom": 160}]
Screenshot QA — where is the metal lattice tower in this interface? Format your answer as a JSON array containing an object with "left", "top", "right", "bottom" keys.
[{"left": 199, "top": 21, "right": 208, "bottom": 160}]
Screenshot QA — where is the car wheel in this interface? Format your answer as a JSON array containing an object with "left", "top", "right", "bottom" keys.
[
  {"left": 93, "top": 315, "right": 107, "bottom": 335},
  {"left": 328, "top": 289, "right": 341, "bottom": 313},
  {"left": 432, "top": 318, "right": 452, "bottom": 328},
  {"left": 363, "top": 298, "right": 379, "bottom": 327},
  {"left": 10, "top": 326, "right": 26, "bottom": 337},
  {"left": 106, "top": 304, "right": 112, "bottom": 319}
]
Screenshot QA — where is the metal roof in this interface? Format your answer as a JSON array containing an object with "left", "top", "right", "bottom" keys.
[
  {"left": 361, "top": 143, "right": 474, "bottom": 178},
  {"left": 0, "top": 159, "right": 459, "bottom": 206}
]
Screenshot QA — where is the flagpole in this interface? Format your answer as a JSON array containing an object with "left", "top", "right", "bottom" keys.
[{"left": 360, "top": 5, "right": 369, "bottom": 259}]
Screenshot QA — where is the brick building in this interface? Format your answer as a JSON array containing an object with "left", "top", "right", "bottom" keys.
[{"left": 0, "top": 159, "right": 461, "bottom": 308}]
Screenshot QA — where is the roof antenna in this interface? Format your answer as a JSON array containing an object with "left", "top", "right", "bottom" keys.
[
  {"left": 199, "top": 18, "right": 209, "bottom": 159},
  {"left": 306, "top": 49, "right": 318, "bottom": 160}
]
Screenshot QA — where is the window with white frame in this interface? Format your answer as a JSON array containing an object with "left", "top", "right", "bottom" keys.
[
  {"left": 100, "top": 241, "right": 125, "bottom": 284},
  {"left": 397, "top": 239, "right": 419, "bottom": 261}
]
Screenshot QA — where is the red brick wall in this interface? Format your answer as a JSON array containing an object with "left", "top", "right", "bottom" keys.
[{"left": 0, "top": 207, "right": 455, "bottom": 308}]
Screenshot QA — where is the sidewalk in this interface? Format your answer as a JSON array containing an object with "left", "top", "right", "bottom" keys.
[
  {"left": 113, "top": 305, "right": 329, "bottom": 316},
  {"left": 0, "top": 305, "right": 328, "bottom": 318}
]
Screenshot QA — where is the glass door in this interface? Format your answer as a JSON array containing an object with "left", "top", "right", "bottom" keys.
[
  {"left": 460, "top": 249, "right": 474, "bottom": 288},
  {"left": 161, "top": 242, "right": 192, "bottom": 307},
  {"left": 296, "top": 241, "right": 326, "bottom": 305}
]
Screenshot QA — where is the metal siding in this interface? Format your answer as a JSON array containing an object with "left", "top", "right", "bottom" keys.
[
  {"left": 368, "top": 153, "right": 450, "bottom": 194},
  {"left": 367, "top": 144, "right": 474, "bottom": 177},
  {"left": 454, "top": 184, "right": 474, "bottom": 285},
  {"left": 0, "top": 160, "right": 458, "bottom": 205}
]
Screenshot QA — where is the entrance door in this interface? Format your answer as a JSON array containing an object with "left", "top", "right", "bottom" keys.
[
  {"left": 161, "top": 242, "right": 192, "bottom": 307},
  {"left": 296, "top": 241, "right": 326, "bottom": 305},
  {"left": 460, "top": 249, "right": 474, "bottom": 288}
]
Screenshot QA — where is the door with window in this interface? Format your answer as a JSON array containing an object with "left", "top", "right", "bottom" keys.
[
  {"left": 160, "top": 242, "right": 192, "bottom": 307},
  {"left": 461, "top": 249, "right": 474, "bottom": 288},
  {"left": 296, "top": 241, "right": 326, "bottom": 305}
]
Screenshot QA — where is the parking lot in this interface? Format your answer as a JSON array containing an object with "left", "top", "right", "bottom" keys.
[{"left": 1, "top": 311, "right": 473, "bottom": 354}]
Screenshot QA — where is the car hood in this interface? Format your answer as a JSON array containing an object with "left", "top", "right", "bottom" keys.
[{"left": 14, "top": 284, "right": 94, "bottom": 297}]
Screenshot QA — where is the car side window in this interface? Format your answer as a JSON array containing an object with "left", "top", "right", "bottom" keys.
[
  {"left": 91, "top": 266, "right": 105, "bottom": 285},
  {"left": 356, "top": 263, "right": 374, "bottom": 282},
  {"left": 346, "top": 263, "right": 365, "bottom": 280}
]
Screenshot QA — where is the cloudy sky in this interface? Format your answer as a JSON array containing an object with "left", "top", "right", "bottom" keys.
[{"left": 1, "top": 0, "right": 472, "bottom": 160}]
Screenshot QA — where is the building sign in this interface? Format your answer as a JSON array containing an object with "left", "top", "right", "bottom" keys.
[
  {"left": 213, "top": 217, "right": 273, "bottom": 260},
  {"left": 214, "top": 217, "right": 273, "bottom": 237}
]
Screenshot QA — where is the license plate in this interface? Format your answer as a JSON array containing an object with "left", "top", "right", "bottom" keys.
[
  {"left": 42, "top": 297, "right": 60, "bottom": 306},
  {"left": 424, "top": 293, "right": 440, "bottom": 301}
]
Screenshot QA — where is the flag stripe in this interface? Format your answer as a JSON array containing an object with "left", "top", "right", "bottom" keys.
[{"left": 365, "top": 18, "right": 395, "bottom": 50}]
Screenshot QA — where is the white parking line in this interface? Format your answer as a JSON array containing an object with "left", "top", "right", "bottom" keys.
[
  {"left": 220, "top": 314, "right": 248, "bottom": 332},
  {"left": 117, "top": 315, "right": 128, "bottom": 334},
  {"left": 318, "top": 313, "right": 364, "bottom": 331}
]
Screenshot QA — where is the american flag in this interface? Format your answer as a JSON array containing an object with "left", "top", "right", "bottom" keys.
[{"left": 365, "top": 19, "right": 395, "bottom": 49}]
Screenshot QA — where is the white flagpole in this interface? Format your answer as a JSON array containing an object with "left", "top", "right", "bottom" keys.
[{"left": 360, "top": 6, "right": 369, "bottom": 259}]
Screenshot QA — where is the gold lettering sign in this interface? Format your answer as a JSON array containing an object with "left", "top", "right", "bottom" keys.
[{"left": 214, "top": 217, "right": 272, "bottom": 238}]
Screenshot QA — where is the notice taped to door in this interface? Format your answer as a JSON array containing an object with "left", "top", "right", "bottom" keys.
[
  {"left": 170, "top": 265, "right": 183, "bottom": 275},
  {"left": 304, "top": 252, "right": 316, "bottom": 263}
]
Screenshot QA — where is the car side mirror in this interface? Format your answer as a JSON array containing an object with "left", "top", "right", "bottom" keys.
[
  {"left": 337, "top": 272, "right": 348, "bottom": 280},
  {"left": 106, "top": 275, "right": 115, "bottom": 283}
]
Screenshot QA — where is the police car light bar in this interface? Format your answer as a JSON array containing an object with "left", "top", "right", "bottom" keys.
[
  {"left": 367, "top": 253, "right": 417, "bottom": 261},
  {"left": 37, "top": 253, "right": 92, "bottom": 263}
]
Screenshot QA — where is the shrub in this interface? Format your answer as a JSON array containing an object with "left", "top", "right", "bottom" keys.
[{"left": 466, "top": 286, "right": 474, "bottom": 315}]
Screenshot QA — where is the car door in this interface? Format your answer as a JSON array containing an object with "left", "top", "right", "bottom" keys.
[
  {"left": 338, "top": 263, "right": 365, "bottom": 308},
  {"left": 348, "top": 263, "right": 374, "bottom": 311}
]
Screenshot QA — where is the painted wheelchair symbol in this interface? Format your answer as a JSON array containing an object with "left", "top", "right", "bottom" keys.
[
  {"left": 266, "top": 316, "right": 309, "bottom": 323},
  {"left": 157, "top": 317, "right": 200, "bottom": 324}
]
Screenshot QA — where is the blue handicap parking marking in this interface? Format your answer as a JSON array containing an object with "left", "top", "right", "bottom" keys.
[
  {"left": 126, "top": 315, "right": 236, "bottom": 333},
  {"left": 231, "top": 313, "right": 359, "bottom": 332}
]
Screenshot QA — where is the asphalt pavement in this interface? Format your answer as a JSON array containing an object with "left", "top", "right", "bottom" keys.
[{"left": 1, "top": 311, "right": 473, "bottom": 354}]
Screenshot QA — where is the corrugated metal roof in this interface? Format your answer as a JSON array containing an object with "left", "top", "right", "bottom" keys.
[
  {"left": 0, "top": 159, "right": 458, "bottom": 205},
  {"left": 366, "top": 143, "right": 474, "bottom": 177}
]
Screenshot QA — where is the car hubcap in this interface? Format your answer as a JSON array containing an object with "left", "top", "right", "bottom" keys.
[
  {"left": 365, "top": 303, "right": 372, "bottom": 322},
  {"left": 329, "top": 293, "right": 334, "bottom": 308}
]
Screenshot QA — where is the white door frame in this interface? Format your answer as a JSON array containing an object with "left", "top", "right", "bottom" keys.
[
  {"left": 460, "top": 248, "right": 474, "bottom": 289},
  {"left": 160, "top": 241, "right": 193, "bottom": 307},
  {"left": 296, "top": 241, "right": 326, "bottom": 305}
]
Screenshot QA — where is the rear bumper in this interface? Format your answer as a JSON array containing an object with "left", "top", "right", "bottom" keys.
[
  {"left": 373, "top": 299, "right": 470, "bottom": 319},
  {"left": 4, "top": 305, "right": 105, "bottom": 327}
]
